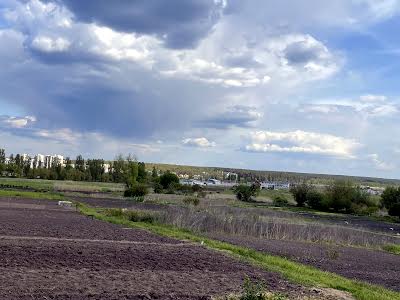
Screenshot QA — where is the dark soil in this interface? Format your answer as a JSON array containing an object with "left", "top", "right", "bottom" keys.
[
  {"left": 209, "top": 234, "right": 400, "bottom": 292},
  {"left": 0, "top": 197, "right": 313, "bottom": 300}
]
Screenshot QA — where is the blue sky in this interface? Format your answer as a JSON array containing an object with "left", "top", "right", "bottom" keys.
[{"left": 1, "top": 0, "right": 400, "bottom": 178}]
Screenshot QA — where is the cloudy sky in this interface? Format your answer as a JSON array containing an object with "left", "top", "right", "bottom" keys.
[{"left": 1, "top": 0, "right": 400, "bottom": 178}]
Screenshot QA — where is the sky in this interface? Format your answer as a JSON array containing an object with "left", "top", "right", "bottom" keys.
[{"left": 1, "top": 0, "right": 400, "bottom": 178}]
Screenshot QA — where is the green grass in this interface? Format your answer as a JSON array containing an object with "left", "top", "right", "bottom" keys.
[
  {"left": 0, "top": 177, "right": 54, "bottom": 191},
  {"left": 0, "top": 189, "right": 65, "bottom": 200},
  {"left": 0, "top": 177, "right": 125, "bottom": 193},
  {"left": 77, "top": 203, "right": 400, "bottom": 300},
  {"left": 382, "top": 244, "right": 400, "bottom": 255}
]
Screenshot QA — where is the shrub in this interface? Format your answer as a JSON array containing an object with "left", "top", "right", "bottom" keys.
[
  {"left": 153, "top": 182, "right": 163, "bottom": 194},
  {"left": 192, "top": 184, "right": 202, "bottom": 192},
  {"left": 325, "top": 181, "right": 370, "bottom": 213},
  {"left": 166, "top": 182, "right": 181, "bottom": 194},
  {"left": 124, "top": 183, "right": 148, "bottom": 198},
  {"left": 233, "top": 184, "right": 259, "bottom": 202},
  {"left": 240, "top": 277, "right": 267, "bottom": 300},
  {"left": 125, "top": 210, "right": 156, "bottom": 223},
  {"left": 306, "top": 190, "right": 326, "bottom": 210},
  {"left": 183, "top": 197, "right": 200, "bottom": 206},
  {"left": 104, "top": 208, "right": 156, "bottom": 223},
  {"left": 381, "top": 186, "right": 400, "bottom": 218},
  {"left": 159, "top": 171, "right": 179, "bottom": 189},
  {"left": 197, "top": 189, "right": 207, "bottom": 198},
  {"left": 290, "top": 183, "right": 310, "bottom": 207},
  {"left": 272, "top": 195, "right": 289, "bottom": 207}
]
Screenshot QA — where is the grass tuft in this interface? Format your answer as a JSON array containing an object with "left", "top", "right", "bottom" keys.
[{"left": 382, "top": 244, "right": 400, "bottom": 255}]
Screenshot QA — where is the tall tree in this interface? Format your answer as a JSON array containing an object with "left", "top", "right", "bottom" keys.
[
  {"left": 137, "top": 162, "right": 147, "bottom": 183},
  {"left": 75, "top": 155, "right": 85, "bottom": 172}
]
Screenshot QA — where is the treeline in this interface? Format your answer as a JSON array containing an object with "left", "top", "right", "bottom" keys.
[
  {"left": 0, "top": 150, "right": 150, "bottom": 184},
  {"left": 290, "top": 181, "right": 400, "bottom": 218},
  {"left": 147, "top": 162, "right": 400, "bottom": 186}
]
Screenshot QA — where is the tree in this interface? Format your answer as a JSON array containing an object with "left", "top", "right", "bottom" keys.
[
  {"left": 137, "top": 162, "right": 147, "bottom": 183},
  {"left": 0, "top": 148, "right": 5, "bottom": 175},
  {"left": 75, "top": 155, "right": 85, "bottom": 172},
  {"left": 290, "top": 183, "right": 311, "bottom": 207},
  {"left": 112, "top": 154, "right": 126, "bottom": 183},
  {"left": 125, "top": 155, "right": 138, "bottom": 188},
  {"left": 65, "top": 157, "right": 73, "bottom": 171},
  {"left": 0, "top": 149, "right": 5, "bottom": 164},
  {"left": 325, "top": 181, "right": 357, "bottom": 213},
  {"left": 87, "top": 159, "right": 105, "bottom": 181},
  {"left": 152, "top": 166, "right": 158, "bottom": 179},
  {"left": 233, "top": 184, "right": 259, "bottom": 202},
  {"left": 306, "top": 190, "right": 326, "bottom": 210},
  {"left": 159, "top": 171, "right": 179, "bottom": 189},
  {"left": 381, "top": 186, "right": 400, "bottom": 218}
]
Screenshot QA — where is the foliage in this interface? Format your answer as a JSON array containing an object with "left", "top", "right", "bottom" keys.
[
  {"left": 124, "top": 183, "right": 148, "bottom": 198},
  {"left": 289, "top": 183, "right": 310, "bottom": 207},
  {"left": 159, "top": 171, "right": 180, "bottom": 189},
  {"left": 233, "top": 184, "right": 259, "bottom": 202},
  {"left": 325, "top": 181, "right": 372, "bottom": 213},
  {"left": 272, "top": 195, "right": 289, "bottom": 207},
  {"left": 381, "top": 186, "right": 400, "bottom": 218},
  {"left": 104, "top": 208, "right": 156, "bottom": 223},
  {"left": 240, "top": 277, "right": 267, "bottom": 300},
  {"left": 183, "top": 196, "right": 200, "bottom": 206},
  {"left": 153, "top": 182, "right": 163, "bottom": 194},
  {"left": 137, "top": 162, "right": 147, "bottom": 183},
  {"left": 305, "top": 190, "right": 326, "bottom": 210},
  {"left": 382, "top": 244, "right": 400, "bottom": 255}
]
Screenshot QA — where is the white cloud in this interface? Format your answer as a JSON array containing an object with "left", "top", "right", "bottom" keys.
[
  {"left": 0, "top": 115, "right": 36, "bottom": 128},
  {"left": 182, "top": 137, "right": 216, "bottom": 148},
  {"left": 301, "top": 94, "right": 399, "bottom": 118},
  {"left": 31, "top": 36, "right": 70, "bottom": 52},
  {"left": 245, "top": 130, "right": 360, "bottom": 158},
  {"left": 368, "top": 153, "right": 394, "bottom": 171},
  {"left": 33, "top": 128, "right": 82, "bottom": 143}
]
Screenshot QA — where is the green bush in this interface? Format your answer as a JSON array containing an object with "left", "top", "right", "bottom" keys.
[
  {"left": 153, "top": 182, "right": 163, "bottom": 194},
  {"left": 240, "top": 277, "right": 268, "bottom": 300},
  {"left": 290, "top": 183, "right": 310, "bottom": 207},
  {"left": 306, "top": 190, "right": 326, "bottom": 210},
  {"left": 159, "top": 171, "right": 179, "bottom": 189},
  {"left": 183, "top": 197, "right": 200, "bottom": 206},
  {"left": 124, "top": 183, "right": 148, "bottom": 198},
  {"left": 272, "top": 195, "right": 289, "bottom": 207},
  {"left": 104, "top": 208, "right": 156, "bottom": 223},
  {"left": 381, "top": 186, "right": 400, "bottom": 218},
  {"left": 233, "top": 184, "right": 259, "bottom": 202}
]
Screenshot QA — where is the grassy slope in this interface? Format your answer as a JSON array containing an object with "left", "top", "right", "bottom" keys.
[
  {"left": 0, "top": 189, "right": 65, "bottom": 200},
  {"left": 77, "top": 203, "right": 400, "bottom": 300},
  {"left": 0, "top": 177, "right": 124, "bottom": 192}
]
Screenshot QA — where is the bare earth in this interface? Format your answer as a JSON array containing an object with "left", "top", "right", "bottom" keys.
[
  {"left": 74, "top": 196, "right": 400, "bottom": 292},
  {"left": 0, "top": 197, "right": 320, "bottom": 300},
  {"left": 209, "top": 234, "right": 400, "bottom": 292}
]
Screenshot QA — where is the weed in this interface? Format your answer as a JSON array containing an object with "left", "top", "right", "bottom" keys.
[{"left": 183, "top": 197, "right": 200, "bottom": 206}]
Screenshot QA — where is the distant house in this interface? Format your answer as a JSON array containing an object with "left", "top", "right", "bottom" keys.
[{"left": 260, "top": 181, "right": 290, "bottom": 190}]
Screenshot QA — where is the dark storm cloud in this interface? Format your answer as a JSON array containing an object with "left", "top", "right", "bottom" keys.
[
  {"left": 49, "top": 0, "right": 225, "bottom": 48},
  {"left": 284, "top": 41, "right": 323, "bottom": 64},
  {"left": 197, "top": 105, "right": 262, "bottom": 129}
]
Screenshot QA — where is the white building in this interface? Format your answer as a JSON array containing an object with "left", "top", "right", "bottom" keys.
[{"left": 261, "top": 181, "right": 290, "bottom": 190}]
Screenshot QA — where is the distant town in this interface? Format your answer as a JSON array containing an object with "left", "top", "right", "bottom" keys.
[{"left": 0, "top": 150, "right": 384, "bottom": 195}]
